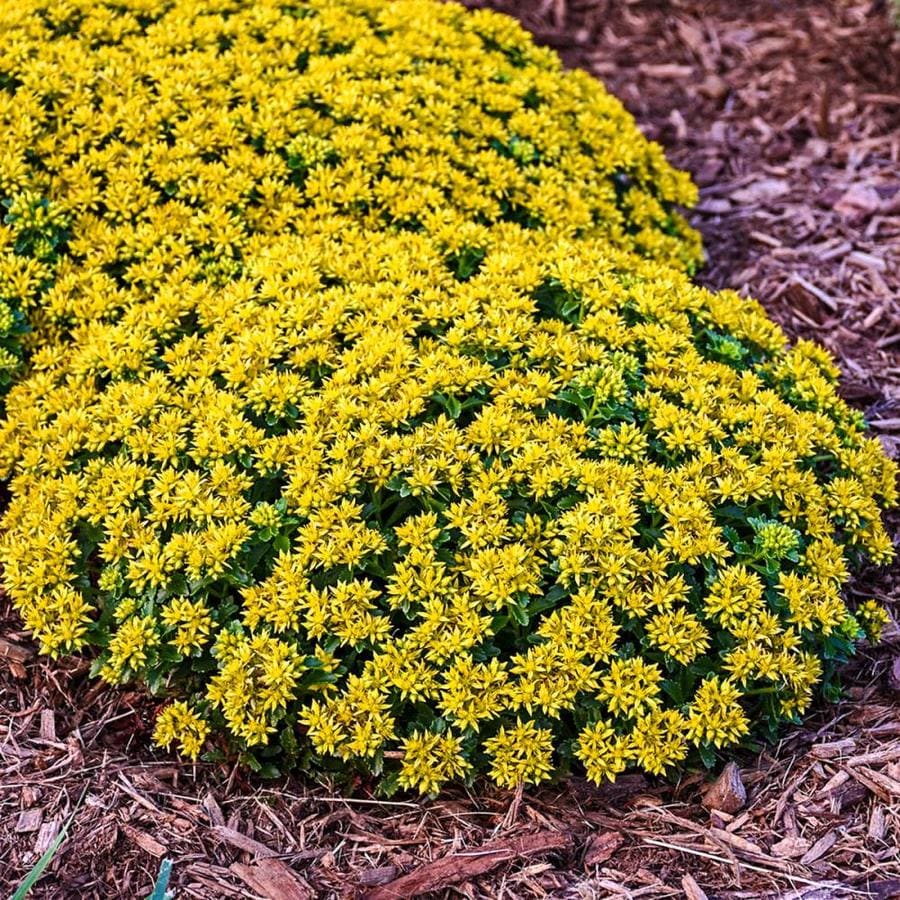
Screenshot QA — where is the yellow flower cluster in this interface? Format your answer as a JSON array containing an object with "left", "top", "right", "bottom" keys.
[
  {"left": 153, "top": 700, "right": 211, "bottom": 759},
  {"left": 398, "top": 730, "right": 472, "bottom": 794},
  {"left": 0, "top": 0, "right": 895, "bottom": 792},
  {"left": 0, "top": 0, "right": 701, "bottom": 360},
  {"left": 206, "top": 633, "right": 304, "bottom": 746}
]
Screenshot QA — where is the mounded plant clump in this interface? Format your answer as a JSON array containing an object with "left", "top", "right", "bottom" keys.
[
  {"left": 0, "top": 0, "right": 896, "bottom": 793},
  {"left": 0, "top": 0, "right": 700, "bottom": 366}
]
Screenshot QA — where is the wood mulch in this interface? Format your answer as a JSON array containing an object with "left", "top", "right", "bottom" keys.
[
  {"left": 478, "top": 0, "right": 900, "bottom": 453},
  {"left": 2, "top": 1, "right": 899, "bottom": 897}
]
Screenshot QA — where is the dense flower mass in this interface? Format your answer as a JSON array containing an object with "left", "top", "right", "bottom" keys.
[
  {"left": 0, "top": 0, "right": 701, "bottom": 368},
  {"left": 0, "top": 0, "right": 896, "bottom": 794}
]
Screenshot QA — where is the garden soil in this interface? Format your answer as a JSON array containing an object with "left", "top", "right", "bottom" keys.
[{"left": 2, "top": 0, "right": 899, "bottom": 897}]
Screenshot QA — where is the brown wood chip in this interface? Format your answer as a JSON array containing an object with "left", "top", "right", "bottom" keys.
[
  {"left": 33, "top": 820, "right": 61, "bottom": 857},
  {"left": 0, "top": 637, "right": 34, "bottom": 665},
  {"left": 848, "top": 767, "right": 900, "bottom": 801},
  {"left": 121, "top": 823, "right": 167, "bottom": 858},
  {"left": 708, "top": 827, "right": 766, "bottom": 858},
  {"left": 15, "top": 809, "right": 44, "bottom": 834},
  {"left": 868, "top": 806, "right": 887, "bottom": 842},
  {"left": 702, "top": 762, "right": 746, "bottom": 814},
  {"left": 638, "top": 63, "right": 694, "bottom": 78},
  {"left": 800, "top": 830, "right": 838, "bottom": 865},
  {"left": 202, "top": 793, "right": 226, "bottom": 827},
  {"left": 364, "top": 830, "right": 572, "bottom": 900},
  {"left": 211, "top": 824, "right": 278, "bottom": 858},
  {"left": 809, "top": 738, "right": 856, "bottom": 759},
  {"left": 770, "top": 835, "right": 811, "bottom": 859},
  {"left": 357, "top": 866, "right": 400, "bottom": 888},
  {"left": 230, "top": 858, "right": 314, "bottom": 900},
  {"left": 889, "top": 658, "right": 900, "bottom": 694},
  {"left": 583, "top": 831, "right": 624, "bottom": 868},
  {"left": 39, "top": 710, "right": 57, "bottom": 743},
  {"left": 682, "top": 873, "right": 710, "bottom": 900}
]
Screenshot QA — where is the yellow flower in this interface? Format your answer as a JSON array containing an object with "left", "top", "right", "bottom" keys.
[
  {"left": 576, "top": 720, "right": 632, "bottom": 785},
  {"left": 630, "top": 709, "right": 689, "bottom": 775},
  {"left": 153, "top": 702, "right": 210, "bottom": 759},
  {"left": 160, "top": 598, "right": 214, "bottom": 655},
  {"left": 398, "top": 730, "right": 471, "bottom": 794},
  {"left": 101, "top": 615, "right": 159, "bottom": 683},
  {"left": 484, "top": 719, "right": 555, "bottom": 788},
  {"left": 598, "top": 658, "right": 663, "bottom": 719},
  {"left": 206, "top": 633, "right": 302, "bottom": 747},
  {"left": 645, "top": 607, "right": 710, "bottom": 665},
  {"left": 439, "top": 655, "right": 509, "bottom": 731},
  {"left": 686, "top": 678, "right": 750, "bottom": 747},
  {"left": 856, "top": 600, "right": 889, "bottom": 643}
]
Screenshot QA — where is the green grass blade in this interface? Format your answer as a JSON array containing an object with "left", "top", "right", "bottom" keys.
[
  {"left": 9, "top": 787, "right": 87, "bottom": 900},
  {"left": 9, "top": 822, "right": 71, "bottom": 900}
]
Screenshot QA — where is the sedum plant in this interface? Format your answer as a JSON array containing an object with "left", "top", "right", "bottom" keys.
[
  {"left": 0, "top": 0, "right": 895, "bottom": 794},
  {"left": 0, "top": 0, "right": 700, "bottom": 364}
]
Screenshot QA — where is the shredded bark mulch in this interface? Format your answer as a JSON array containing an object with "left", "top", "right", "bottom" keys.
[
  {"left": 2, "top": 1, "right": 900, "bottom": 897},
  {"left": 478, "top": 0, "right": 900, "bottom": 451}
]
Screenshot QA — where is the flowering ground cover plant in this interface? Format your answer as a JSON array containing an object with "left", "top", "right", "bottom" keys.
[
  {"left": 0, "top": 0, "right": 896, "bottom": 794},
  {"left": 0, "top": 0, "right": 700, "bottom": 366}
]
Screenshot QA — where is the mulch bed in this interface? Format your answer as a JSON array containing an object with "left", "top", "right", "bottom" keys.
[{"left": 2, "top": 1, "right": 900, "bottom": 897}]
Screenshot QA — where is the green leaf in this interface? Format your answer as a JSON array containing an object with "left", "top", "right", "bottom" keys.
[
  {"left": 242, "top": 751, "right": 262, "bottom": 773},
  {"left": 432, "top": 392, "right": 462, "bottom": 419},
  {"left": 508, "top": 601, "right": 529, "bottom": 627},
  {"left": 661, "top": 678, "right": 684, "bottom": 706},
  {"left": 377, "top": 770, "right": 402, "bottom": 798},
  {"left": 526, "top": 585, "right": 567, "bottom": 618},
  {"left": 697, "top": 743, "right": 718, "bottom": 769}
]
